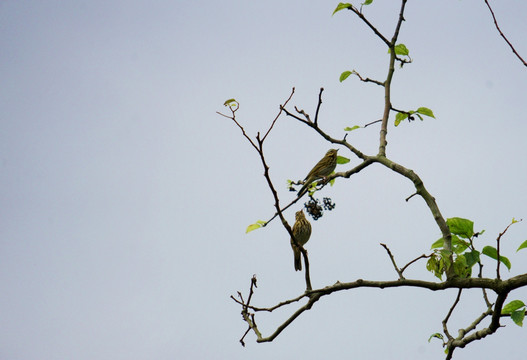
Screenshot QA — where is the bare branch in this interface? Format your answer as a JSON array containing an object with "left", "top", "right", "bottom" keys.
[
  {"left": 363, "top": 119, "right": 382, "bottom": 128},
  {"left": 352, "top": 70, "right": 385, "bottom": 86},
  {"left": 232, "top": 274, "right": 527, "bottom": 344},
  {"left": 346, "top": 5, "right": 391, "bottom": 47},
  {"left": 378, "top": 0, "right": 408, "bottom": 157},
  {"left": 294, "top": 106, "right": 311, "bottom": 123},
  {"left": 400, "top": 254, "right": 431, "bottom": 274},
  {"left": 448, "top": 294, "right": 504, "bottom": 350},
  {"left": 484, "top": 0, "right": 527, "bottom": 67},
  {"left": 217, "top": 103, "right": 259, "bottom": 152},
  {"left": 457, "top": 305, "right": 493, "bottom": 339},
  {"left": 314, "top": 87, "right": 324, "bottom": 126},
  {"left": 374, "top": 156, "right": 454, "bottom": 277},
  {"left": 380, "top": 243, "right": 404, "bottom": 279},
  {"left": 256, "top": 293, "right": 323, "bottom": 343},
  {"left": 261, "top": 88, "right": 295, "bottom": 142},
  {"left": 495, "top": 219, "right": 520, "bottom": 279},
  {"left": 390, "top": 0, "right": 408, "bottom": 46},
  {"left": 442, "top": 289, "right": 463, "bottom": 340},
  {"left": 405, "top": 192, "right": 418, "bottom": 202},
  {"left": 282, "top": 102, "right": 368, "bottom": 162}
]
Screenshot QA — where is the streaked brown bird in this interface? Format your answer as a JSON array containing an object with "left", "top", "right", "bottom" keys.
[
  {"left": 290, "top": 210, "right": 312, "bottom": 271},
  {"left": 298, "top": 149, "right": 339, "bottom": 197}
]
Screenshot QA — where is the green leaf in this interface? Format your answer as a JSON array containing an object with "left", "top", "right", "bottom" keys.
[
  {"left": 431, "top": 235, "right": 468, "bottom": 254},
  {"left": 426, "top": 252, "right": 450, "bottom": 280},
  {"left": 517, "top": 240, "right": 527, "bottom": 252},
  {"left": 426, "top": 256, "right": 443, "bottom": 280},
  {"left": 337, "top": 155, "right": 350, "bottom": 164},
  {"left": 428, "top": 333, "right": 444, "bottom": 343},
  {"left": 447, "top": 217, "right": 474, "bottom": 239},
  {"left": 463, "top": 250, "right": 480, "bottom": 268},
  {"left": 502, "top": 300, "right": 526, "bottom": 315},
  {"left": 431, "top": 237, "right": 444, "bottom": 249},
  {"left": 223, "top": 98, "right": 237, "bottom": 106},
  {"left": 333, "top": 3, "right": 352, "bottom": 16},
  {"left": 453, "top": 236, "right": 469, "bottom": 254},
  {"left": 246, "top": 220, "right": 266, "bottom": 234},
  {"left": 339, "top": 70, "right": 352, "bottom": 82},
  {"left": 362, "top": 0, "right": 373, "bottom": 5},
  {"left": 393, "top": 43, "right": 409, "bottom": 56},
  {"left": 394, "top": 112, "right": 408, "bottom": 127},
  {"left": 511, "top": 309, "right": 525, "bottom": 327},
  {"left": 482, "top": 246, "right": 511, "bottom": 270},
  {"left": 307, "top": 181, "right": 319, "bottom": 195},
  {"left": 344, "top": 125, "right": 360, "bottom": 131},
  {"left": 416, "top": 107, "right": 436, "bottom": 119},
  {"left": 453, "top": 255, "right": 470, "bottom": 278}
]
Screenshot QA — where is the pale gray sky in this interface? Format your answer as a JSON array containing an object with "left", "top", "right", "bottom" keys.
[{"left": 1, "top": 1, "right": 527, "bottom": 359}]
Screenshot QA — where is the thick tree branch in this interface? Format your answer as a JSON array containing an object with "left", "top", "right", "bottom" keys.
[
  {"left": 233, "top": 274, "right": 527, "bottom": 345},
  {"left": 374, "top": 156, "right": 454, "bottom": 277},
  {"left": 448, "top": 292, "right": 507, "bottom": 351}
]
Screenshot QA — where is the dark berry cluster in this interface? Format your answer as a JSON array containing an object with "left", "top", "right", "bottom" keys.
[
  {"left": 322, "top": 197, "right": 335, "bottom": 211},
  {"left": 304, "top": 197, "right": 335, "bottom": 220}
]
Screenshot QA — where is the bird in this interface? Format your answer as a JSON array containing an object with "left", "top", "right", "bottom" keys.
[
  {"left": 290, "top": 210, "right": 312, "bottom": 271},
  {"left": 298, "top": 149, "right": 339, "bottom": 197}
]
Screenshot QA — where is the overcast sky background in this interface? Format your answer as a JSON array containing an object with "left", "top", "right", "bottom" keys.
[{"left": 1, "top": 1, "right": 527, "bottom": 359}]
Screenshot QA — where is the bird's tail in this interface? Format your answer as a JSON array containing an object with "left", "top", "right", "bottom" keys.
[{"left": 293, "top": 248, "right": 302, "bottom": 271}]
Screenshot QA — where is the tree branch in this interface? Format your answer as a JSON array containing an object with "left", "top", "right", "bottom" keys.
[
  {"left": 232, "top": 274, "right": 527, "bottom": 344},
  {"left": 373, "top": 155, "right": 454, "bottom": 277},
  {"left": 484, "top": 0, "right": 527, "bottom": 67},
  {"left": 346, "top": 5, "right": 391, "bottom": 47},
  {"left": 443, "top": 289, "right": 462, "bottom": 340},
  {"left": 380, "top": 243, "right": 404, "bottom": 279}
]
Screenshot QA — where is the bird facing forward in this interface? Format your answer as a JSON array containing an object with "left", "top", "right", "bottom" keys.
[
  {"left": 290, "top": 210, "right": 312, "bottom": 271},
  {"left": 298, "top": 149, "right": 339, "bottom": 197}
]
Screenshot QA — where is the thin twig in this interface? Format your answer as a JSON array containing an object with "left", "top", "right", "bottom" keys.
[
  {"left": 217, "top": 103, "right": 259, "bottom": 152},
  {"left": 470, "top": 235, "right": 492, "bottom": 307},
  {"left": 231, "top": 291, "right": 307, "bottom": 313},
  {"left": 281, "top": 104, "right": 368, "bottom": 161},
  {"left": 347, "top": 5, "right": 390, "bottom": 47},
  {"left": 442, "top": 289, "right": 462, "bottom": 340},
  {"left": 400, "top": 254, "right": 431, "bottom": 274},
  {"left": 484, "top": 0, "right": 527, "bottom": 67},
  {"left": 255, "top": 133, "right": 312, "bottom": 291},
  {"left": 262, "top": 88, "right": 295, "bottom": 142},
  {"left": 363, "top": 119, "right": 382, "bottom": 128},
  {"left": 380, "top": 243, "right": 404, "bottom": 279},
  {"left": 405, "top": 192, "right": 418, "bottom": 202},
  {"left": 314, "top": 87, "right": 324, "bottom": 125},
  {"left": 495, "top": 219, "right": 520, "bottom": 279},
  {"left": 352, "top": 70, "right": 385, "bottom": 86}
]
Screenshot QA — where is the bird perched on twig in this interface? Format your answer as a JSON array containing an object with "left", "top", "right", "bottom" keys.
[
  {"left": 298, "top": 149, "right": 339, "bottom": 197},
  {"left": 290, "top": 210, "right": 312, "bottom": 271}
]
